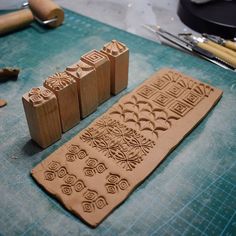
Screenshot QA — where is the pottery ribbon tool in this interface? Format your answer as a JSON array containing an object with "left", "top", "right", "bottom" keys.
[
  {"left": 143, "top": 24, "right": 236, "bottom": 72},
  {"left": 0, "top": 0, "right": 64, "bottom": 35}
]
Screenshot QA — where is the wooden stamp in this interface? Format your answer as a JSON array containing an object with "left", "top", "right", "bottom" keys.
[
  {"left": 101, "top": 40, "right": 129, "bottom": 95},
  {"left": 66, "top": 60, "right": 98, "bottom": 118},
  {"left": 44, "top": 72, "right": 80, "bottom": 132},
  {"left": 31, "top": 69, "right": 223, "bottom": 226},
  {"left": 22, "top": 86, "right": 61, "bottom": 148},
  {"left": 81, "top": 50, "right": 110, "bottom": 104}
]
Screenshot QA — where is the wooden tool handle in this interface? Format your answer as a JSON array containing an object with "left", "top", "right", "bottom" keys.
[
  {"left": 225, "top": 41, "right": 236, "bottom": 52},
  {"left": 198, "top": 42, "right": 236, "bottom": 68},
  {"left": 206, "top": 40, "right": 236, "bottom": 58},
  {"left": 0, "top": 9, "right": 34, "bottom": 36},
  {"left": 28, "top": 0, "right": 64, "bottom": 28}
]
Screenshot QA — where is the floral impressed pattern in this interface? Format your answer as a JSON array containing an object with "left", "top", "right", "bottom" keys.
[
  {"left": 80, "top": 117, "right": 155, "bottom": 171},
  {"left": 45, "top": 72, "right": 74, "bottom": 91}
]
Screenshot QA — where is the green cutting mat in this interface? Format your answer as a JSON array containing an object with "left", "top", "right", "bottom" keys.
[{"left": 0, "top": 9, "right": 236, "bottom": 236}]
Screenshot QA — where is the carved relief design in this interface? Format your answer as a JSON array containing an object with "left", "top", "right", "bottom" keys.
[
  {"left": 28, "top": 87, "right": 53, "bottom": 106},
  {"left": 110, "top": 95, "right": 179, "bottom": 138},
  {"left": 82, "top": 189, "right": 108, "bottom": 213},
  {"left": 44, "top": 161, "right": 86, "bottom": 195},
  {"left": 152, "top": 92, "right": 173, "bottom": 107},
  {"left": 105, "top": 173, "right": 130, "bottom": 194},
  {"left": 82, "top": 50, "right": 105, "bottom": 64},
  {"left": 80, "top": 117, "right": 155, "bottom": 171},
  {"left": 65, "top": 144, "right": 88, "bottom": 162},
  {"left": 193, "top": 83, "right": 214, "bottom": 97},
  {"left": 102, "top": 40, "right": 127, "bottom": 55},
  {"left": 66, "top": 60, "right": 94, "bottom": 79},
  {"left": 45, "top": 72, "right": 74, "bottom": 91},
  {"left": 169, "top": 100, "right": 192, "bottom": 117},
  {"left": 83, "top": 158, "right": 107, "bottom": 177},
  {"left": 137, "top": 85, "right": 157, "bottom": 99}
]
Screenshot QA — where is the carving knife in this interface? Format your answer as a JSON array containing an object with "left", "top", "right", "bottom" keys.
[
  {"left": 184, "top": 35, "right": 236, "bottom": 69},
  {"left": 143, "top": 24, "right": 236, "bottom": 72},
  {"left": 203, "top": 34, "right": 236, "bottom": 52}
]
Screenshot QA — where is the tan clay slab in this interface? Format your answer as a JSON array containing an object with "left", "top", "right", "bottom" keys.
[{"left": 31, "top": 68, "right": 223, "bottom": 227}]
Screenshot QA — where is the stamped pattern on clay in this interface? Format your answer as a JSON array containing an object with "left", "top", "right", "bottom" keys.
[
  {"left": 44, "top": 161, "right": 86, "bottom": 195},
  {"left": 139, "top": 71, "right": 214, "bottom": 119},
  {"left": 193, "top": 83, "right": 214, "bottom": 97},
  {"left": 65, "top": 144, "right": 88, "bottom": 162},
  {"left": 105, "top": 173, "right": 130, "bottom": 194},
  {"left": 44, "top": 72, "right": 75, "bottom": 91},
  {"left": 81, "top": 117, "right": 155, "bottom": 171},
  {"left": 82, "top": 189, "right": 108, "bottom": 213},
  {"left": 110, "top": 95, "right": 179, "bottom": 138},
  {"left": 137, "top": 85, "right": 157, "bottom": 99},
  {"left": 31, "top": 69, "right": 222, "bottom": 227},
  {"left": 83, "top": 158, "right": 107, "bottom": 177}
]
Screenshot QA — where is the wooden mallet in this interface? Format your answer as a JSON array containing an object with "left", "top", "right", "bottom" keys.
[{"left": 0, "top": 0, "right": 64, "bottom": 36}]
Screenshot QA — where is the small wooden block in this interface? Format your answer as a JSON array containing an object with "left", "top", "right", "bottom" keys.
[
  {"left": 22, "top": 86, "right": 61, "bottom": 148},
  {"left": 66, "top": 60, "right": 98, "bottom": 119},
  {"left": 81, "top": 50, "right": 110, "bottom": 104},
  {"left": 101, "top": 40, "right": 129, "bottom": 95},
  {"left": 44, "top": 72, "right": 80, "bottom": 132},
  {"left": 31, "top": 69, "right": 223, "bottom": 226}
]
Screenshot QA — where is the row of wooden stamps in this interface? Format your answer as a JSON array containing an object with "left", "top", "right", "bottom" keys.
[{"left": 22, "top": 40, "right": 129, "bottom": 148}]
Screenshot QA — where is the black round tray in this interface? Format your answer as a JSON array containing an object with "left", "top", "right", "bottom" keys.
[{"left": 177, "top": 0, "right": 236, "bottom": 39}]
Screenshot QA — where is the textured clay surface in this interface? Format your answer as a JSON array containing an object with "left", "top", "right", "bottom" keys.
[{"left": 31, "top": 68, "right": 223, "bottom": 227}]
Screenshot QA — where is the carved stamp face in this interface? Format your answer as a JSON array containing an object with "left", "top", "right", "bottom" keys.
[
  {"left": 66, "top": 60, "right": 94, "bottom": 79},
  {"left": 45, "top": 72, "right": 75, "bottom": 91},
  {"left": 102, "top": 40, "right": 127, "bottom": 56},
  {"left": 28, "top": 87, "right": 54, "bottom": 106},
  {"left": 82, "top": 50, "right": 106, "bottom": 64}
]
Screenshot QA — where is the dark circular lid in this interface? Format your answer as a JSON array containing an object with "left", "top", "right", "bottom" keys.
[{"left": 177, "top": 0, "right": 236, "bottom": 39}]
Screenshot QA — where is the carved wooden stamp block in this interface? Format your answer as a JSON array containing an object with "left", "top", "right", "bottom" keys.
[
  {"left": 81, "top": 50, "right": 110, "bottom": 104},
  {"left": 22, "top": 86, "right": 61, "bottom": 148},
  {"left": 44, "top": 72, "right": 80, "bottom": 132},
  {"left": 66, "top": 60, "right": 98, "bottom": 118},
  {"left": 101, "top": 40, "right": 129, "bottom": 95},
  {"left": 31, "top": 69, "right": 223, "bottom": 227}
]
